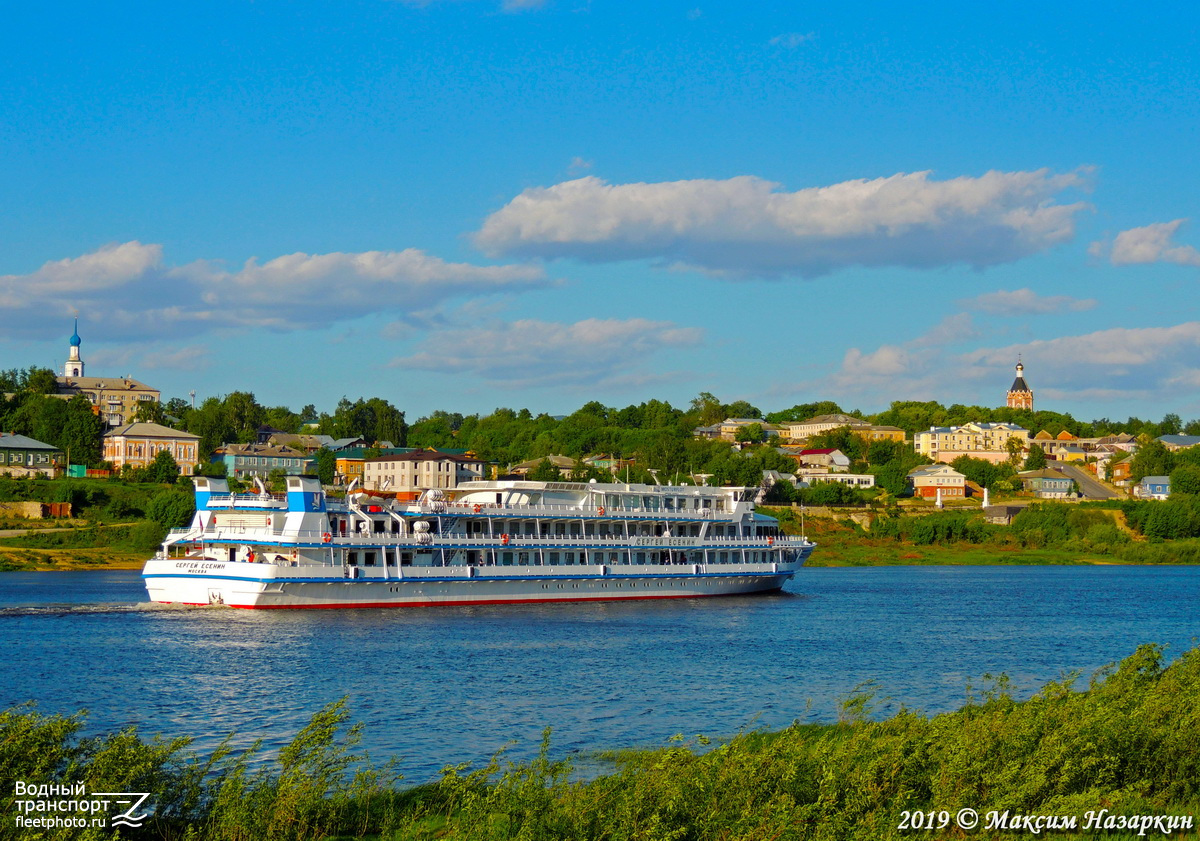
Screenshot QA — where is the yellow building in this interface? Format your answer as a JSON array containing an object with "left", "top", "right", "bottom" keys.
[
  {"left": 103, "top": 422, "right": 201, "bottom": 476},
  {"left": 913, "top": 422, "right": 1029, "bottom": 464},
  {"left": 54, "top": 320, "right": 160, "bottom": 426}
]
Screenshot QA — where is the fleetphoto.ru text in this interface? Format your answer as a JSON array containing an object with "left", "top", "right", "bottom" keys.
[{"left": 12, "top": 781, "right": 150, "bottom": 833}]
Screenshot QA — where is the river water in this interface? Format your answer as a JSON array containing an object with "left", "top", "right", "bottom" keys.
[{"left": 2, "top": 566, "right": 1198, "bottom": 783}]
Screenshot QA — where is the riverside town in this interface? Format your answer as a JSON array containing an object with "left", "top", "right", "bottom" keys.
[{"left": 6, "top": 5, "right": 1200, "bottom": 837}]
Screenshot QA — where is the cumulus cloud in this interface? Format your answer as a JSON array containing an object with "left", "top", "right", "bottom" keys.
[
  {"left": 819, "top": 318, "right": 1200, "bottom": 408},
  {"left": 1092, "top": 219, "right": 1200, "bottom": 267},
  {"left": 390, "top": 317, "right": 703, "bottom": 388},
  {"left": 188, "top": 248, "right": 549, "bottom": 330},
  {"left": 474, "top": 169, "right": 1090, "bottom": 278},
  {"left": 959, "top": 287, "right": 1098, "bottom": 315},
  {"left": 0, "top": 242, "right": 548, "bottom": 340},
  {"left": 769, "top": 32, "right": 815, "bottom": 48},
  {"left": 825, "top": 314, "right": 979, "bottom": 398},
  {"left": 963, "top": 323, "right": 1200, "bottom": 369}
]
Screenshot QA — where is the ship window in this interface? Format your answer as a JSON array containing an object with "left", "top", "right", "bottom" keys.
[
  {"left": 568, "top": 523, "right": 581, "bottom": 536},
  {"left": 363, "top": 551, "right": 376, "bottom": 566},
  {"left": 554, "top": 522, "right": 566, "bottom": 535},
  {"left": 584, "top": 522, "right": 595, "bottom": 536},
  {"left": 502, "top": 552, "right": 513, "bottom": 565},
  {"left": 635, "top": 552, "right": 645, "bottom": 564},
  {"left": 548, "top": 552, "right": 560, "bottom": 565},
  {"left": 374, "top": 520, "right": 385, "bottom": 533},
  {"left": 518, "top": 552, "right": 530, "bottom": 565},
  {"left": 401, "top": 552, "right": 412, "bottom": 566},
  {"left": 593, "top": 552, "right": 604, "bottom": 564},
  {"left": 348, "top": 552, "right": 358, "bottom": 566},
  {"left": 564, "top": 552, "right": 574, "bottom": 565},
  {"left": 663, "top": 498, "right": 674, "bottom": 511}
]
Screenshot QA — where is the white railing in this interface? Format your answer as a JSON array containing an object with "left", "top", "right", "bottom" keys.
[
  {"left": 166, "top": 526, "right": 810, "bottom": 548},
  {"left": 410, "top": 501, "right": 737, "bottom": 520}
]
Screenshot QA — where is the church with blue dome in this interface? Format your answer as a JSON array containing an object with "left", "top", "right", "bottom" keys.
[
  {"left": 55, "top": 319, "right": 161, "bottom": 428},
  {"left": 64, "top": 317, "right": 85, "bottom": 378}
]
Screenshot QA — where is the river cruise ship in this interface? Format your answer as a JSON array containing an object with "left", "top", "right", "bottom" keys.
[{"left": 142, "top": 476, "right": 814, "bottom": 609}]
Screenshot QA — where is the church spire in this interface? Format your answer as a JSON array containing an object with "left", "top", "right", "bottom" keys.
[
  {"left": 1006, "top": 357, "right": 1032, "bottom": 410},
  {"left": 64, "top": 317, "right": 85, "bottom": 378}
]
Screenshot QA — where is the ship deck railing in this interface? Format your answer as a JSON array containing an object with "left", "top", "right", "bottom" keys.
[
  {"left": 165, "top": 527, "right": 811, "bottom": 546},
  {"left": 405, "top": 501, "right": 738, "bottom": 520},
  {"left": 204, "top": 492, "right": 288, "bottom": 507}
]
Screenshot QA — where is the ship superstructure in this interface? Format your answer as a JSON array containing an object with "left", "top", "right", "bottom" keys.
[{"left": 142, "top": 476, "right": 814, "bottom": 609}]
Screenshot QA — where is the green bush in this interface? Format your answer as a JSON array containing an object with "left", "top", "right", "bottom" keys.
[
  {"left": 6, "top": 646, "right": 1200, "bottom": 839},
  {"left": 147, "top": 490, "right": 196, "bottom": 530}
]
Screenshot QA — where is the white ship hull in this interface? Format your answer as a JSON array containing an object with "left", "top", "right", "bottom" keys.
[
  {"left": 143, "top": 557, "right": 807, "bottom": 609},
  {"left": 143, "top": 476, "right": 814, "bottom": 610}
]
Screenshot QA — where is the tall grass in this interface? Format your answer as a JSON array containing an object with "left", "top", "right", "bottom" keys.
[{"left": 4, "top": 646, "right": 1200, "bottom": 839}]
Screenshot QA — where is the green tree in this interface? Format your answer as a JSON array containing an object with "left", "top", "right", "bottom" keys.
[
  {"left": 1006, "top": 436, "right": 1025, "bottom": 468},
  {"left": 689, "top": 392, "right": 725, "bottom": 427},
  {"left": 734, "top": 423, "right": 766, "bottom": 444},
  {"left": 186, "top": 396, "right": 236, "bottom": 460},
  {"left": 147, "top": 489, "right": 196, "bottom": 529},
  {"left": 951, "top": 455, "right": 1011, "bottom": 489},
  {"left": 132, "top": 400, "right": 167, "bottom": 424},
  {"left": 1170, "top": 463, "right": 1200, "bottom": 496},
  {"left": 224, "top": 391, "right": 267, "bottom": 443},
  {"left": 149, "top": 449, "right": 180, "bottom": 484},
  {"left": 527, "top": 458, "right": 564, "bottom": 481},
  {"left": 1130, "top": 439, "right": 1174, "bottom": 483},
  {"left": 60, "top": 395, "right": 105, "bottom": 467},
  {"left": 314, "top": 449, "right": 336, "bottom": 485},
  {"left": 1023, "top": 444, "right": 1048, "bottom": 471},
  {"left": 25, "top": 367, "right": 59, "bottom": 394},
  {"left": 765, "top": 400, "right": 844, "bottom": 424}
]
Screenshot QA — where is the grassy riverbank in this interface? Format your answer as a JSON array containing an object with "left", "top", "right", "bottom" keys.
[
  {"left": 792, "top": 514, "right": 1112, "bottom": 566},
  {"left": 0, "top": 522, "right": 160, "bottom": 571},
  {"left": 4, "top": 644, "right": 1199, "bottom": 840}
]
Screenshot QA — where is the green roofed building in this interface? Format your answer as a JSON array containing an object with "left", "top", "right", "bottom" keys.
[{"left": 0, "top": 433, "right": 63, "bottom": 477}]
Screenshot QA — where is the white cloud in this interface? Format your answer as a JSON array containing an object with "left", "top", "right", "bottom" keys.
[
  {"left": 826, "top": 314, "right": 978, "bottom": 398},
  {"left": 0, "top": 242, "right": 549, "bottom": 340},
  {"left": 1094, "top": 219, "right": 1200, "bottom": 267},
  {"left": 963, "top": 323, "right": 1200, "bottom": 369},
  {"left": 959, "top": 287, "right": 1098, "bottom": 315},
  {"left": 820, "top": 319, "right": 1200, "bottom": 409},
  {"left": 390, "top": 317, "right": 703, "bottom": 388},
  {"left": 769, "top": 32, "right": 815, "bottom": 48},
  {"left": 474, "top": 169, "right": 1091, "bottom": 278},
  {"left": 189, "top": 248, "right": 549, "bottom": 329},
  {"left": 0, "top": 242, "right": 161, "bottom": 303}
]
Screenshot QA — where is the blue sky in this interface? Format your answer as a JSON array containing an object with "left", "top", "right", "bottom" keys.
[{"left": 3, "top": 1, "right": 1200, "bottom": 423}]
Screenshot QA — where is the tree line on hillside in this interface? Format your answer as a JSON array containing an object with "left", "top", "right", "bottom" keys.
[{"left": 4, "top": 365, "right": 1199, "bottom": 483}]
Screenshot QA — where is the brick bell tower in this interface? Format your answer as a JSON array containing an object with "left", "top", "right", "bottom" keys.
[{"left": 1006, "top": 359, "right": 1033, "bottom": 410}]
